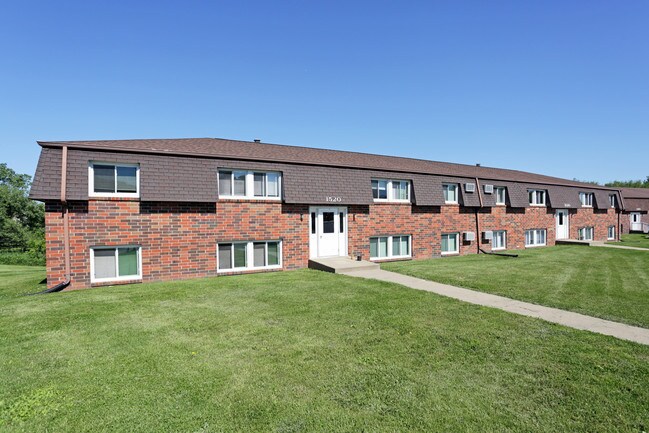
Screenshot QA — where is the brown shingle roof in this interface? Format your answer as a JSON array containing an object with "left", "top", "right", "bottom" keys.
[
  {"left": 621, "top": 188, "right": 649, "bottom": 199},
  {"left": 37, "top": 137, "right": 618, "bottom": 191}
]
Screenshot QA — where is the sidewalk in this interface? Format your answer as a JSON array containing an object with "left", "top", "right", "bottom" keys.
[{"left": 343, "top": 268, "right": 649, "bottom": 346}]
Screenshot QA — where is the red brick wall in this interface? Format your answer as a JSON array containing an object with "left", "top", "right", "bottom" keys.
[
  {"left": 44, "top": 199, "right": 623, "bottom": 290},
  {"left": 621, "top": 211, "right": 648, "bottom": 234}
]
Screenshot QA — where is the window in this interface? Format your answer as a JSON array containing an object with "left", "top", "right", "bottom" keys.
[
  {"left": 218, "top": 170, "right": 281, "bottom": 199},
  {"left": 579, "top": 192, "right": 594, "bottom": 207},
  {"left": 609, "top": 194, "right": 617, "bottom": 208},
  {"left": 218, "top": 241, "right": 281, "bottom": 272},
  {"left": 91, "top": 246, "right": 141, "bottom": 283},
  {"left": 372, "top": 179, "right": 410, "bottom": 202},
  {"left": 443, "top": 184, "right": 458, "bottom": 204},
  {"left": 492, "top": 230, "right": 506, "bottom": 250},
  {"left": 525, "top": 229, "right": 546, "bottom": 247},
  {"left": 495, "top": 187, "right": 506, "bottom": 205},
  {"left": 528, "top": 189, "right": 546, "bottom": 206},
  {"left": 89, "top": 163, "right": 139, "bottom": 197},
  {"left": 441, "top": 233, "right": 459, "bottom": 255},
  {"left": 607, "top": 226, "right": 615, "bottom": 240},
  {"left": 578, "top": 227, "right": 594, "bottom": 241},
  {"left": 370, "top": 235, "right": 411, "bottom": 259}
]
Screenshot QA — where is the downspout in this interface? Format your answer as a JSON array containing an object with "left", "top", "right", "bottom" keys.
[
  {"left": 617, "top": 189, "right": 625, "bottom": 237},
  {"left": 28, "top": 146, "right": 71, "bottom": 294},
  {"left": 475, "top": 177, "right": 482, "bottom": 254}
]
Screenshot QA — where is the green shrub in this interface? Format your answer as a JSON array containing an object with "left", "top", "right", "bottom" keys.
[{"left": 0, "top": 251, "right": 45, "bottom": 266}]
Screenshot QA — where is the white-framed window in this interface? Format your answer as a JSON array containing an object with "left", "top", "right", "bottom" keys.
[
  {"left": 217, "top": 240, "right": 281, "bottom": 272},
  {"left": 528, "top": 189, "right": 546, "bottom": 206},
  {"left": 492, "top": 230, "right": 506, "bottom": 250},
  {"left": 369, "top": 235, "right": 411, "bottom": 260},
  {"left": 441, "top": 233, "right": 459, "bottom": 255},
  {"left": 609, "top": 194, "right": 617, "bottom": 208},
  {"left": 371, "top": 179, "right": 410, "bottom": 202},
  {"left": 579, "top": 192, "right": 594, "bottom": 207},
  {"left": 495, "top": 187, "right": 506, "bottom": 205},
  {"left": 578, "top": 227, "right": 594, "bottom": 241},
  {"left": 525, "top": 229, "right": 546, "bottom": 247},
  {"left": 90, "top": 246, "right": 142, "bottom": 283},
  {"left": 607, "top": 226, "right": 615, "bottom": 240},
  {"left": 89, "top": 162, "right": 140, "bottom": 198},
  {"left": 443, "top": 183, "right": 459, "bottom": 204},
  {"left": 218, "top": 170, "right": 281, "bottom": 200}
]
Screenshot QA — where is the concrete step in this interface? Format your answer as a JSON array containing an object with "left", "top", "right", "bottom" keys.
[{"left": 308, "top": 257, "right": 380, "bottom": 274}]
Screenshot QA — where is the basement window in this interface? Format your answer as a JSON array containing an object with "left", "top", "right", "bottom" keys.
[
  {"left": 370, "top": 235, "right": 411, "bottom": 260},
  {"left": 578, "top": 227, "right": 594, "bottom": 241},
  {"left": 525, "top": 229, "right": 546, "bottom": 247},
  {"left": 218, "top": 170, "right": 281, "bottom": 200},
  {"left": 90, "top": 246, "right": 142, "bottom": 283},
  {"left": 492, "top": 230, "right": 507, "bottom": 250},
  {"left": 608, "top": 226, "right": 615, "bottom": 240},
  {"left": 441, "top": 233, "right": 459, "bottom": 255},
  {"left": 218, "top": 241, "right": 281, "bottom": 272},
  {"left": 89, "top": 163, "right": 140, "bottom": 198}
]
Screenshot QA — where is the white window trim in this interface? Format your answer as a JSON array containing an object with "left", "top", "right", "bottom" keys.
[
  {"left": 528, "top": 189, "right": 547, "bottom": 207},
  {"left": 495, "top": 187, "right": 506, "bottom": 206},
  {"left": 441, "top": 232, "right": 460, "bottom": 255},
  {"left": 371, "top": 179, "right": 411, "bottom": 203},
  {"left": 218, "top": 170, "right": 282, "bottom": 201},
  {"left": 217, "top": 240, "right": 282, "bottom": 273},
  {"left": 525, "top": 229, "right": 547, "bottom": 247},
  {"left": 609, "top": 194, "right": 617, "bottom": 208},
  {"left": 492, "top": 230, "right": 507, "bottom": 251},
  {"left": 579, "top": 192, "right": 594, "bottom": 208},
  {"left": 90, "top": 246, "right": 142, "bottom": 283},
  {"left": 88, "top": 162, "right": 140, "bottom": 198},
  {"left": 369, "top": 235, "right": 412, "bottom": 260},
  {"left": 607, "top": 226, "right": 616, "bottom": 240},
  {"left": 578, "top": 227, "right": 594, "bottom": 241},
  {"left": 443, "top": 183, "right": 459, "bottom": 204}
]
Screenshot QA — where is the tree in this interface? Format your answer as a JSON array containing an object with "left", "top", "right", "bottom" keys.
[
  {"left": 0, "top": 163, "right": 45, "bottom": 251},
  {"left": 605, "top": 176, "right": 649, "bottom": 188}
]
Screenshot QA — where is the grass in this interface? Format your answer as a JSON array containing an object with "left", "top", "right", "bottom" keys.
[
  {"left": 1, "top": 265, "right": 649, "bottom": 432},
  {"left": 609, "top": 233, "right": 649, "bottom": 249},
  {"left": 383, "top": 245, "right": 649, "bottom": 328}
]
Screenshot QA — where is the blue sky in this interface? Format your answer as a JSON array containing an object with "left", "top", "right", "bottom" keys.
[{"left": 1, "top": 1, "right": 647, "bottom": 183}]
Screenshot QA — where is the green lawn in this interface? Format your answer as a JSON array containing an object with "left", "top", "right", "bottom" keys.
[
  {"left": 384, "top": 245, "right": 649, "bottom": 328},
  {"left": 609, "top": 233, "right": 649, "bottom": 249},
  {"left": 2, "top": 265, "right": 649, "bottom": 432}
]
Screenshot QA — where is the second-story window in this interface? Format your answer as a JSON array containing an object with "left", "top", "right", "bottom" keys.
[
  {"left": 219, "top": 170, "right": 281, "bottom": 199},
  {"left": 579, "top": 192, "right": 594, "bottom": 207},
  {"left": 609, "top": 194, "right": 617, "bottom": 208},
  {"left": 443, "top": 183, "right": 458, "bottom": 204},
  {"left": 89, "top": 162, "right": 140, "bottom": 197},
  {"left": 495, "top": 187, "right": 506, "bottom": 205},
  {"left": 528, "top": 189, "right": 546, "bottom": 206},
  {"left": 372, "top": 179, "right": 410, "bottom": 202}
]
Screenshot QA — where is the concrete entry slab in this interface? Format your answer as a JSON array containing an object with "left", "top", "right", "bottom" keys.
[{"left": 309, "top": 257, "right": 379, "bottom": 274}]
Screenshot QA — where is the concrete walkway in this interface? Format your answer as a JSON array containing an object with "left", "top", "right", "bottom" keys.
[
  {"left": 595, "top": 243, "right": 649, "bottom": 252},
  {"left": 343, "top": 268, "right": 649, "bottom": 346},
  {"left": 557, "top": 239, "right": 649, "bottom": 251}
]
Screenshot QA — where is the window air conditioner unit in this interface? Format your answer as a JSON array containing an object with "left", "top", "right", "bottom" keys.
[
  {"left": 463, "top": 231, "right": 476, "bottom": 242},
  {"left": 483, "top": 230, "right": 493, "bottom": 240},
  {"left": 465, "top": 183, "right": 476, "bottom": 193},
  {"left": 484, "top": 184, "right": 494, "bottom": 194}
]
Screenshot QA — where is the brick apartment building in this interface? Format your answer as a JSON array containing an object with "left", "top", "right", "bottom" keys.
[
  {"left": 620, "top": 188, "right": 649, "bottom": 233},
  {"left": 29, "top": 138, "right": 626, "bottom": 290}
]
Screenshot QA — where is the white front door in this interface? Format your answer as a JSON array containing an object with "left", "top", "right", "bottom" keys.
[
  {"left": 310, "top": 207, "right": 348, "bottom": 258},
  {"left": 631, "top": 212, "right": 642, "bottom": 231},
  {"left": 556, "top": 209, "right": 569, "bottom": 240}
]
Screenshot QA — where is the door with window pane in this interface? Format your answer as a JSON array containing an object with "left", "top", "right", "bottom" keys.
[
  {"left": 317, "top": 208, "right": 339, "bottom": 257},
  {"left": 556, "top": 209, "right": 569, "bottom": 240}
]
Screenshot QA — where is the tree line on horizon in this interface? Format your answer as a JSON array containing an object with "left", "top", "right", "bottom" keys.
[{"left": 574, "top": 176, "right": 649, "bottom": 188}]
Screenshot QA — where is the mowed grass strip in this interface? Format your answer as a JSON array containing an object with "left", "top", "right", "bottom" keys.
[
  {"left": 610, "top": 233, "right": 649, "bottom": 249},
  {"left": 1, "top": 265, "right": 649, "bottom": 432},
  {"left": 384, "top": 245, "right": 649, "bottom": 328}
]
